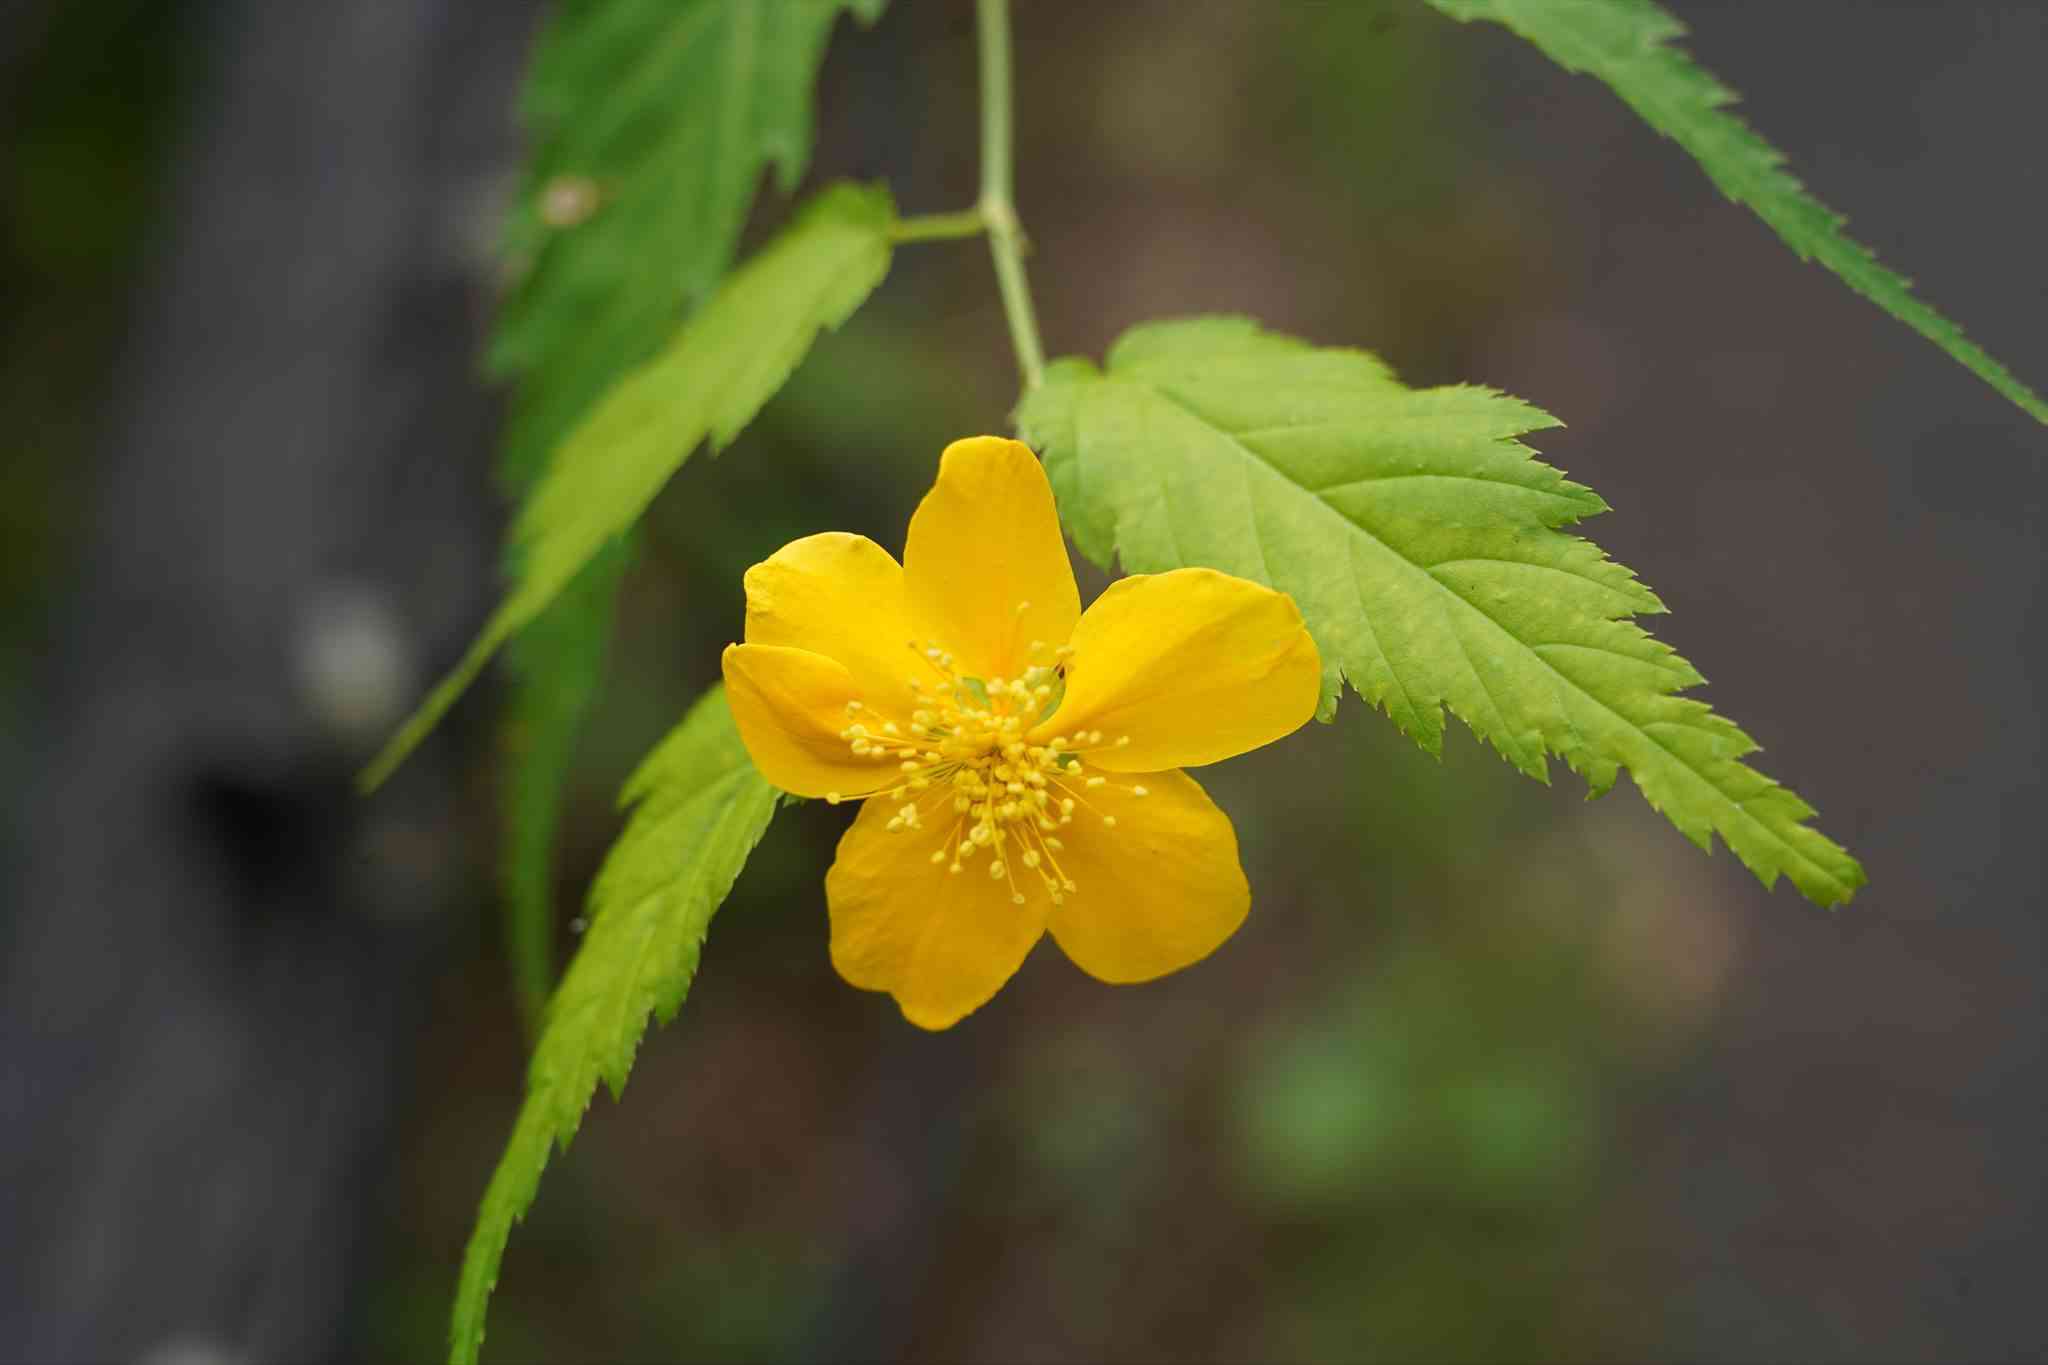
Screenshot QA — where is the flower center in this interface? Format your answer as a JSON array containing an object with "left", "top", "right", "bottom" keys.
[{"left": 825, "top": 618, "right": 1144, "bottom": 907}]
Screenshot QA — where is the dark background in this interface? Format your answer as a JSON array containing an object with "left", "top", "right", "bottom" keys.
[{"left": 1, "top": 2, "right": 2041, "bottom": 1361}]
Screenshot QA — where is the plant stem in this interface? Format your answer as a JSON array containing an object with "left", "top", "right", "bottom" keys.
[
  {"left": 975, "top": 0, "right": 1046, "bottom": 390},
  {"left": 890, "top": 208, "right": 988, "bottom": 244}
]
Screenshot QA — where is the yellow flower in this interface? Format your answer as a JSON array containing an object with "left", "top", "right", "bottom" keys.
[{"left": 721, "top": 436, "right": 1321, "bottom": 1029}]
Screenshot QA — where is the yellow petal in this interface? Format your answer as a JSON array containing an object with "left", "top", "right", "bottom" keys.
[
  {"left": 1045, "top": 768, "right": 1249, "bottom": 983},
  {"left": 1034, "top": 567, "right": 1320, "bottom": 771},
  {"left": 826, "top": 794, "right": 1048, "bottom": 1029},
  {"left": 742, "top": 532, "right": 923, "bottom": 717},
  {"left": 722, "top": 643, "right": 895, "bottom": 800},
  {"left": 902, "top": 436, "right": 1081, "bottom": 680}
]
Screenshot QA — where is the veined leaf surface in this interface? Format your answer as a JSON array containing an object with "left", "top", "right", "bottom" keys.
[
  {"left": 449, "top": 686, "right": 781, "bottom": 1365},
  {"left": 1017, "top": 316, "right": 1865, "bottom": 907},
  {"left": 363, "top": 181, "right": 895, "bottom": 790},
  {"left": 1424, "top": 0, "right": 2047, "bottom": 425}
]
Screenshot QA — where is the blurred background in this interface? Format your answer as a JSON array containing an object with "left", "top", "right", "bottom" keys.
[{"left": 1, "top": 1, "right": 2042, "bottom": 1361}]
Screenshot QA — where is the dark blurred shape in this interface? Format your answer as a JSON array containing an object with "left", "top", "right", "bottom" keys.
[
  {"left": 0, "top": 0, "right": 184, "bottom": 706},
  {"left": 0, "top": 0, "right": 528, "bottom": 1358}
]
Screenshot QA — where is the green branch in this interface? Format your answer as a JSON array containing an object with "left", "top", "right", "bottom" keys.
[
  {"left": 889, "top": 208, "right": 989, "bottom": 244},
  {"left": 976, "top": 0, "right": 1046, "bottom": 390}
]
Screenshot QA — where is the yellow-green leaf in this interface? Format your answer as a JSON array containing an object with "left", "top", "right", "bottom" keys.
[
  {"left": 361, "top": 181, "right": 894, "bottom": 791},
  {"left": 449, "top": 686, "right": 780, "bottom": 1365},
  {"left": 1425, "top": 0, "right": 2047, "bottom": 425}
]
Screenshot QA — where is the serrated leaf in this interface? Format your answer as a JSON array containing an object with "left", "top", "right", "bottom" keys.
[
  {"left": 449, "top": 685, "right": 780, "bottom": 1365},
  {"left": 1423, "top": 0, "right": 2047, "bottom": 426},
  {"left": 1017, "top": 316, "right": 1866, "bottom": 908},
  {"left": 361, "top": 181, "right": 895, "bottom": 790},
  {"left": 487, "top": 0, "right": 885, "bottom": 1023},
  {"left": 494, "top": 0, "right": 891, "bottom": 483},
  {"left": 501, "top": 543, "right": 631, "bottom": 1028}
]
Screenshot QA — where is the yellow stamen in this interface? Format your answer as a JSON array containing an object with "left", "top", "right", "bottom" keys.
[{"left": 837, "top": 632, "right": 1151, "bottom": 910}]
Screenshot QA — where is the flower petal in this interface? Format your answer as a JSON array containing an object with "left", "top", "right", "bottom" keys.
[
  {"left": 743, "top": 532, "right": 924, "bottom": 717},
  {"left": 1045, "top": 768, "right": 1249, "bottom": 983},
  {"left": 903, "top": 436, "right": 1081, "bottom": 680},
  {"left": 722, "top": 643, "right": 895, "bottom": 799},
  {"left": 1034, "top": 567, "right": 1320, "bottom": 771},
  {"left": 827, "top": 794, "right": 1048, "bottom": 1029}
]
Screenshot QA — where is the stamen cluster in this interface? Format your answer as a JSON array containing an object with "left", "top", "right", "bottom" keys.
[{"left": 826, "top": 628, "right": 1144, "bottom": 907}]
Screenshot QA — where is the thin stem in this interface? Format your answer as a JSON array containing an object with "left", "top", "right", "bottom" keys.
[
  {"left": 889, "top": 207, "right": 987, "bottom": 244},
  {"left": 975, "top": 0, "right": 1046, "bottom": 390}
]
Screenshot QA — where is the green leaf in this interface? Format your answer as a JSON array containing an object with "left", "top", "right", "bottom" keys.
[
  {"left": 449, "top": 685, "right": 781, "bottom": 1365},
  {"left": 493, "top": 0, "right": 891, "bottom": 486},
  {"left": 500, "top": 543, "right": 632, "bottom": 1029},
  {"left": 1422, "top": 0, "right": 2047, "bottom": 426},
  {"left": 1017, "top": 316, "right": 1866, "bottom": 908},
  {"left": 361, "top": 181, "right": 895, "bottom": 791},
  {"left": 487, "top": 0, "right": 885, "bottom": 1022}
]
